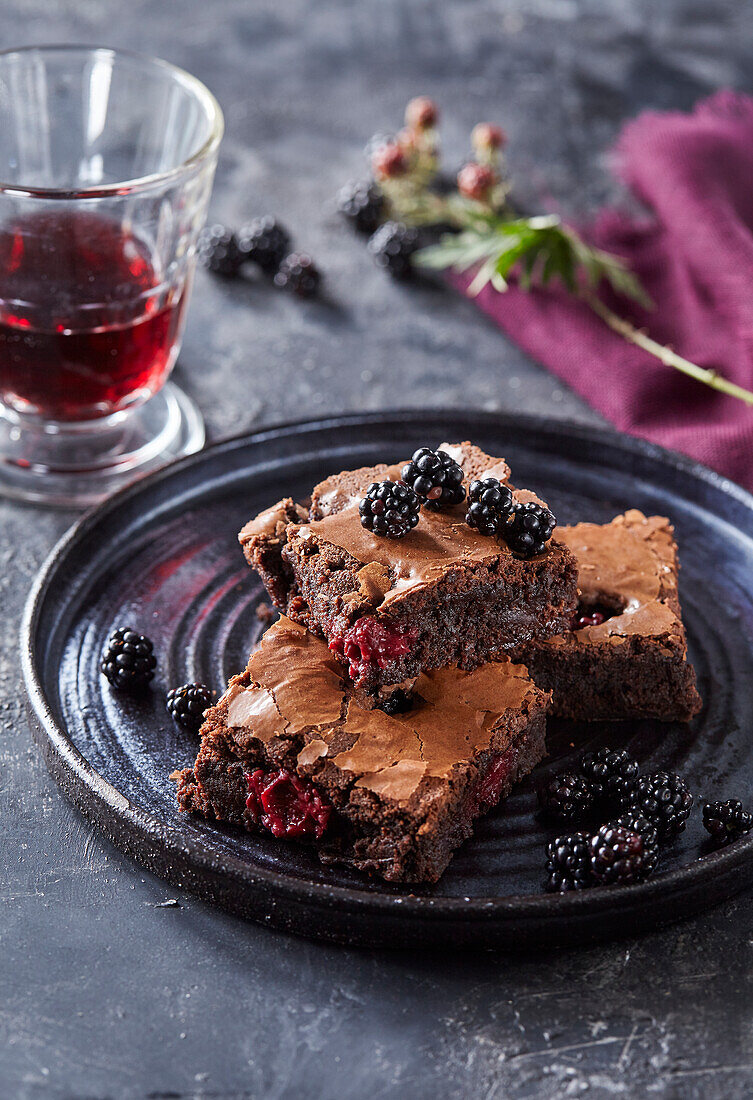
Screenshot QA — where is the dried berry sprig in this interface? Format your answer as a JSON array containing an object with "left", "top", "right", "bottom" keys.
[{"left": 363, "top": 99, "right": 753, "bottom": 408}]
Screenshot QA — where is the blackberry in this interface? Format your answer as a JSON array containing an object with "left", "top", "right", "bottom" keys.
[
  {"left": 628, "top": 771, "right": 693, "bottom": 842},
  {"left": 100, "top": 628, "right": 156, "bottom": 692},
  {"left": 166, "top": 682, "right": 214, "bottom": 732},
  {"left": 589, "top": 824, "right": 651, "bottom": 886},
  {"left": 237, "top": 216, "right": 290, "bottom": 274},
  {"left": 359, "top": 480, "right": 420, "bottom": 539},
  {"left": 401, "top": 447, "right": 465, "bottom": 510},
  {"left": 545, "top": 832, "right": 592, "bottom": 892},
  {"left": 703, "top": 799, "right": 753, "bottom": 843},
  {"left": 539, "top": 772, "right": 594, "bottom": 826},
  {"left": 197, "top": 224, "right": 243, "bottom": 277},
  {"left": 580, "top": 748, "right": 639, "bottom": 813},
  {"left": 465, "top": 477, "right": 514, "bottom": 537},
  {"left": 367, "top": 221, "right": 418, "bottom": 279},
  {"left": 504, "top": 500, "right": 556, "bottom": 558},
  {"left": 336, "top": 179, "right": 385, "bottom": 235},
  {"left": 378, "top": 688, "right": 414, "bottom": 716},
  {"left": 273, "top": 252, "right": 321, "bottom": 297},
  {"left": 614, "top": 812, "right": 660, "bottom": 875}
]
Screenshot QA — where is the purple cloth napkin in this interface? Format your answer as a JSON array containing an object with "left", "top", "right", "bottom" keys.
[{"left": 458, "top": 91, "right": 753, "bottom": 491}]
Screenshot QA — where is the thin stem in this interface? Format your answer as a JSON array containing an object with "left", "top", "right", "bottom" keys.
[{"left": 585, "top": 293, "right": 753, "bottom": 407}]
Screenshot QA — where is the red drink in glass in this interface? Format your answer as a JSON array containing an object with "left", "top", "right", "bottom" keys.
[
  {"left": 0, "top": 46, "right": 222, "bottom": 505},
  {"left": 0, "top": 210, "right": 188, "bottom": 421}
]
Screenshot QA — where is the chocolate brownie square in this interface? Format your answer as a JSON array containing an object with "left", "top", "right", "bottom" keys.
[
  {"left": 512, "top": 510, "right": 702, "bottom": 721},
  {"left": 175, "top": 616, "right": 550, "bottom": 883},
  {"left": 239, "top": 442, "right": 578, "bottom": 707}
]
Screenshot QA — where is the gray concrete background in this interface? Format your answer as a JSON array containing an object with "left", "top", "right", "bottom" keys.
[{"left": 3, "top": 2, "right": 753, "bottom": 1097}]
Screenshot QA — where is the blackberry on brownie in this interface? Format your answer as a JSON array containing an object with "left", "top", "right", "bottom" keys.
[
  {"left": 401, "top": 447, "right": 465, "bottom": 510},
  {"left": 358, "top": 480, "right": 421, "bottom": 538},
  {"left": 465, "top": 477, "right": 514, "bottom": 537},
  {"left": 504, "top": 500, "right": 556, "bottom": 558}
]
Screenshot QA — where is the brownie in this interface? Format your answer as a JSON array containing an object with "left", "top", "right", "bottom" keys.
[
  {"left": 239, "top": 442, "right": 578, "bottom": 707},
  {"left": 512, "top": 510, "right": 702, "bottom": 721},
  {"left": 175, "top": 616, "right": 550, "bottom": 883}
]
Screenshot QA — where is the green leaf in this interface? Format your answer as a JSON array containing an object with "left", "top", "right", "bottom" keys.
[{"left": 413, "top": 212, "right": 652, "bottom": 310}]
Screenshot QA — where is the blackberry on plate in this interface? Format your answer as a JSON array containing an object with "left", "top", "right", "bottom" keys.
[
  {"left": 100, "top": 628, "right": 156, "bottom": 692},
  {"left": 703, "top": 799, "right": 753, "bottom": 843},
  {"left": 336, "top": 179, "right": 385, "bottom": 235},
  {"left": 273, "top": 252, "right": 321, "bottom": 297},
  {"left": 614, "top": 811, "right": 660, "bottom": 874},
  {"left": 504, "top": 500, "right": 556, "bottom": 558},
  {"left": 367, "top": 221, "right": 418, "bottom": 279},
  {"left": 589, "top": 823, "right": 651, "bottom": 886},
  {"left": 359, "top": 480, "right": 420, "bottom": 539},
  {"left": 465, "top": 477, "right": 514, "bottom": 537},
  {"left": 197, "top": 224, "right": 243, "bottom": 277},
  {"left": 628, "top": 771, "right": 693, "bottom": 842},
  {"left": 546, "top": 832, "right": 592, "bottom": 892},
  {"left": 237, "top": 216, "right": 291, "bottom": 274},
  {"left": 539, "top": 772, "right": 594, "bottom": 826},
  {"left": 401, "top": 447, "right": 465, "bottom": 510},
  {"left": 378, "top": 688, "right": 414, "bottom": 715},
  {"left": 580, "top": 748, "right": 639, "bottom": 813},
  {"left": 166, "top": 682, "right": 214, "bottom": 732}
]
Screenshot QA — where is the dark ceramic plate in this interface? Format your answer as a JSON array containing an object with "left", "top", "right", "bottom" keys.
[{"left": 22, "top": 412, "right": 753, "bottom": 949}]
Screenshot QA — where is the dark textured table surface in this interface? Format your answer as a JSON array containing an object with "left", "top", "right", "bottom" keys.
[{"left": 4, "top": 3, "right": 753, "bottom": 1098}]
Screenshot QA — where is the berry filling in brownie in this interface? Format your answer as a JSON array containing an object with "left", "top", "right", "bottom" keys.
[
  {"left": 512, "top": 510, "right": 702, "bottom": 721},
  {"left": 239, "top": 442, "right": 578, "bottom": 707},
  {"left": 175, "top": 616, "right": 550, "bottom": 883}
]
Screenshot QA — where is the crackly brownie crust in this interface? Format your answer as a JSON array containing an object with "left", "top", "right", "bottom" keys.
[
  {"left": 175, "top": 617, "right": 549, "bottom": 883},
  {"left": 512, "top": 510, "right": 702, "bottom": 722},
  {"left": 239, "top": 442, "right": 578, "bottom": 706}
]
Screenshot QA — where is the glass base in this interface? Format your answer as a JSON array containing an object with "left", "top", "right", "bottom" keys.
[{"left": 0, "top": 381, "right": 205, "bottom": 508}]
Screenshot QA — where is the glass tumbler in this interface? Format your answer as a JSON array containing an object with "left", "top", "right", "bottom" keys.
[{"left": 0, "top": 46, "right": 223, "bottom": 506}]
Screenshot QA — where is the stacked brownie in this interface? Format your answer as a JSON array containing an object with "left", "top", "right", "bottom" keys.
[
  {"left": 176, "top": 616, "right": 550, "bottom": 882},
  {"left": 176, "top": 442, "right": 701, "bottom": 883},
  {"left": 239, "top": 442, "right": 578, "bottom": 708}
]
